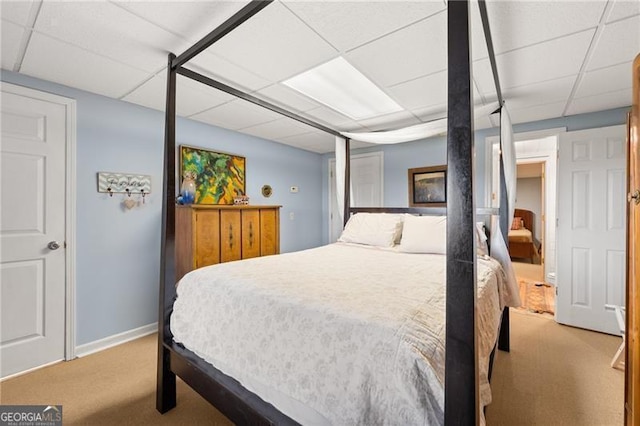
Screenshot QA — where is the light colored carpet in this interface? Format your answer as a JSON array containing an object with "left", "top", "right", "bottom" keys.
[
  {"left": 1, "top": 313, "right": 624, "bottom": 425},
  {"left": 512, "top": 261, "right": 544, "bottom": 282},
  {"left": 486, "top": 310, "right": 624, "bottom": 425},
  {"left": 0, "top": 335, "right": 232, "bottom": 425}
]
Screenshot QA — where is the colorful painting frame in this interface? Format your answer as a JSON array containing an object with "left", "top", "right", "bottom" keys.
[
  {"left": 408, "top": 165, "right": 447, "bottom": 207},
  {"left": 179, "top": 145, "right": 246, "bottom": 205}
]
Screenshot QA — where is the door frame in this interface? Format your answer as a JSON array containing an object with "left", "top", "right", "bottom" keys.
[
  {"left": 486, "top": 127, "right": 563, "bottom": 284},
  {"left": 2, "top": 82, "right": 77, "bottom": 362},
  {"left": 328, "top": 151, "right": 384, "bottom": 242}
]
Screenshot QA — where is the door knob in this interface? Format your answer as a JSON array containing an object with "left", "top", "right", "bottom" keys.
[
  {"left": 629, "top": 190, "right": 640, "bottom": 205},
  {"left": 48, "top": 241, "right": 61, "bottom": 250}
]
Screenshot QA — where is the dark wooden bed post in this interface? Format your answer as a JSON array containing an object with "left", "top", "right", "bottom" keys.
[
  {"left": 157, "top": 52, "right": 178, "bottom": 413},
  {"left": 343, "top": 137, "right": 351, "bottom": 227},
  {"left": 445, "top": 0, "right": 477, "bottom": 424}
]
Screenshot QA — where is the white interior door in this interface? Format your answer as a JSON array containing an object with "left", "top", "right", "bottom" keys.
[
  {"left": 1, "top": 83, "right": 69, "bottom": 377},
  {"left": 556, "top": 125, "right": 626, "bottom": 334},
  {"left": 329, "top": 152, "right": 383, "bottom": 242}
]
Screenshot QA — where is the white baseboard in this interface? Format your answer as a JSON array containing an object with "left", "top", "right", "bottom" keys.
[{"left": 75, "top": 323, "right": 157, "bottom": 358}]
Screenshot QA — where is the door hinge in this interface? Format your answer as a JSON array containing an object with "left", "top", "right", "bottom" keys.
[{"left": 556, "top": 287, "right": 558, "bottom": 296}]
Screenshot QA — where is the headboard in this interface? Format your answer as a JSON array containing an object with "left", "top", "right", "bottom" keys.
[{"left": 514, "top": 208, "right": 534, "bottom": 234}]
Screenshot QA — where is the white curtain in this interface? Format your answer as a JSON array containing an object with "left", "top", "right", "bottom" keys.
[
  {"left": 335, "top": 136, "right": 347, "bottom": 224},
  {"left": 341, "top": 101, "right": 500, "bottom": 144},
  {"left": 491, "top": 104, "right": 521, "bottom": 307},
  {"left": 500, "top": 106, "right": 517, "bottom": 226}
]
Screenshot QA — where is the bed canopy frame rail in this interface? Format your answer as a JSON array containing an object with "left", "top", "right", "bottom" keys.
[{"left": 158, "top": 1, "right": 510, "bottom": 424}]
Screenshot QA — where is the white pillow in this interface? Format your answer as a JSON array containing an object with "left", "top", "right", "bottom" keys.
[
  {"left": 399, "top": 215, "right": 447, "bottom": 254},
  {"left": 338, "top": 213, "right": 404, "bottom": 247}
]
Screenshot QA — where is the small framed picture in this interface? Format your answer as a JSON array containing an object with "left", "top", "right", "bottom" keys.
[{"left": 408, "top": 165, "right": 447, "bottom": 207}]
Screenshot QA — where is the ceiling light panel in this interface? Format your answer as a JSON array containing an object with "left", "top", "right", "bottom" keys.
[{"left": 283, "top": 57, "right": 403, "bottom": 120}]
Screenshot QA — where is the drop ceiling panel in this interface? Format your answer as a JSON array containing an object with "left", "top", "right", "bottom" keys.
[
  {"left": 345, "top": 11, "right": 447, "bottom": 88},
  {"left": 509, "top": 101, "right": 566, "bottom": 124},
  {"left": 278, "top": 130, "right": 338, "bottom": 153},
  {"left": 188, "top": 53, "right": 271, "bottom": 92},
  {"left": 21, "top": 32, "right": 150, "bottom": 98},
  {"left": 190, "top": 99, "right": 282, "bottom": 130},
  {"left": 112, "top": 1, "right": 249, "bottom": 43},
  {"left": 240, "top": 117, "right": 315, "bottom": 141},
  {"left": 575, "top": 62, "right": 632, "bottom": 99},
  {"left": 502, "top": 76, "right": 576, "bottom": 110},
  {"left": 567, "top": 89, "right": 632, "bottom": 116},
  {"left": 358, "top": 111, "right": 421, "bottom": 131},
  {"left": 123, "top": 73, "right": 234, "bottom": 117},
  {"left": 475, "top": 30, "right": 595, "bottom": 91},
  {"left": 587, "top": 15, "right": 640, "bottom": 70},
  {"left": 1, "top": 20, "right": 24, "bottom": 70},
  {"left": 205, "top": 2, "right": 337, "bottom": 82},
  {"left": 412, "top": 104, "right": 447, "bottom": 123},
  {"left": 283, "top": 1, "right": 446, "bottom": 52},
  {"left": 607, "top": 0, "right": 640, "bottom": 23},
  {"left": 388, "top": 70, "right": 446, "bottom": 110},
  {"left": 486, "top": 0, "right": 604, "bottom": 54},
  {"left": 303, "top": 107, "right": 365, "bottom": 131},
  {"left": 256, "top": 84, "right": 320, "bottom": 113},
  {"left": 0, "top": 1, "right": 35, "bottom": 27},
  {"left": 35, "top": 2, "right": 187, "bottom": 73}
]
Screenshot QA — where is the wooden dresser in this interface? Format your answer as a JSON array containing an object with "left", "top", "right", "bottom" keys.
[{"left": 175, "top": 205, "right": 281, "bottom": 280}]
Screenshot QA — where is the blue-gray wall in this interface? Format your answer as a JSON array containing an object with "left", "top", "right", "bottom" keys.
[
  {"left": 320, "top": 107, "right": 629, "bottom": 244},
  {"left": 1, "top": 70, "right": 324, "bottom": 346}
]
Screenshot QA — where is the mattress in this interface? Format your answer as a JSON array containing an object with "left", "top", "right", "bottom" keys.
[
  {"left": 171, "top": 243, "right": 513, "bottom": 425},
  {"left": 508, "top": 228, "right": 533, "bottom": 243}
]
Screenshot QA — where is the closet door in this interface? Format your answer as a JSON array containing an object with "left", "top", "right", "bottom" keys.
[
  {"left": 220, "top": 210, "right": 241, "bottom": 262},
  {"left": 194, "top": 210, "right": 220, "bottom": 269},
  {"left": 260, "top": 208, "right": 279, "bottom": 256},
  {"left": 241, "top": 210, "right": 261, "bottom": 259}
]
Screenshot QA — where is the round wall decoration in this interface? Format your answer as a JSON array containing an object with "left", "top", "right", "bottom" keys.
[{"left": 261, "top": 184, "right": 273, "bottom": 198}]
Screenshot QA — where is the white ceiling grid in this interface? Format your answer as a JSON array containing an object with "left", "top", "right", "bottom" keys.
[{"left": 0, "top": 0, "right": 638, "bottom": 153}]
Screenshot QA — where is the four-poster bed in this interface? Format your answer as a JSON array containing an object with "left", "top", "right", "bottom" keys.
[{"left": 157, "top": 1, "right": 518, "bottom": 424}]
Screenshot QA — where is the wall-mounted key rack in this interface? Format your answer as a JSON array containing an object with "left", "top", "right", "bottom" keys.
[{"left": 97, "top": 172, "right": 152, "bottom": 198}]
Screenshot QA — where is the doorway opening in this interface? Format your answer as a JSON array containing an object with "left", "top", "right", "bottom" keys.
[{"left": 488, "top": 132, "right": 559, "bottom": 317}]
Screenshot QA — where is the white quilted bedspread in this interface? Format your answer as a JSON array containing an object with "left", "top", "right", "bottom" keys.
[{"left": 171, "top": 243, "right": 508, "bottom": 425}]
